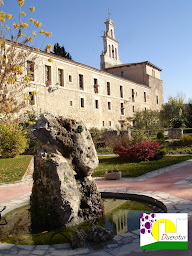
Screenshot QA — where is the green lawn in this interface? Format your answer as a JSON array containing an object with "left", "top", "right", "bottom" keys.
[
  {"left": 0, "top": 155, "right": 33, "bottom": 183},
  {"left": 1, "top": 154, "right": 192, "bottom": 183},
  {"left": 93, "top": 155, "right": 192, "bottom": 177}
]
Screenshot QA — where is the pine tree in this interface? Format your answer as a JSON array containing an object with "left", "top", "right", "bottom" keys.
[{"left": 52, "top": 43, "right": 72, "bottom": 60}]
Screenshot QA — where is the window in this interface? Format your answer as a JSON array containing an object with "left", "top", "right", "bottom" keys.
[
  {"left": 80, "top": 98, "right": 84, "bottom": 108},
  {"left": 27, "top": 61, "right": 34, "bottom": 81},
  {"left": 156, "top": 95, "right": 159, "bottom": 104},
  {"left": 45, "top": 65, "right": 51, "bottom": 84},
  {"left": 112, "top": 45, "right": 114, "bottom": 58},
  {"left": 121, "top": 71, "right": 124, "bottom": 78},
  {"left": 109, "top": 45, "right": 111, "bottom": 57},
  {"left": 144, "top": 92, "right": 146, "bottom": 102},
  {"left": 94, "top": 78, "right": 98, "bottom": 93},
  {"left": 95, "top": 100, "right": 99, "bottom": 109},
  {"left": 145, "top": 107, "right": 147, "bottom": 111},
  {"left": 69, "top": 75, "right": 72, "bottom": 82},
  {"left": 120, "top": 85, "right": 123, "bottom": 98},
  {"left": 70, "top": 100, "right": 73, "bottom": 106},
  {"left": 132, "top": 106, "right": 135, "bottom": 112},
  {"left": 111, "top": 29, "right": 113, "bottom": 38},
  {"left": 121, "top": 103, "right": 124, "bottom": 115},
  {"left": 102, "top": 121, "right": 105, "bottom": 127},
  {"left": 29, "top": 92, "right": 35, "bottom": 105},
  {"left": 109, "top": 121, "right": 111, "bottom": 127},
  {"left": 58, "top": 69, "right": 64, "bottom": 86},
  {"left": 79, "top": 74, "right": 84, "bottom": 90},
  {"left": 132, "top": 89, "right": 135, "bottom": 102},
  {"left": 108, "top": 102, "right": 111, "bottom": 110},
  {"left": 107, "top": 82, "right": 111, "bottom": 95}
]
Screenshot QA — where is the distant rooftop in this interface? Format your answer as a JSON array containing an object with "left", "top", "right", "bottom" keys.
[{"left": 105, "top": 61, "right": 162, "bottom": 72}]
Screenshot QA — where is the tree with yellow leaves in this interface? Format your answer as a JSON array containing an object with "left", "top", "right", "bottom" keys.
[{"left": 0, "top": 0, "right": 52, "bottom": 121}]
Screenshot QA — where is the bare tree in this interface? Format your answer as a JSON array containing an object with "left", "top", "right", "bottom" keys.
[{"left": 0, "top": 0, "right": 52, "bottom": 121}]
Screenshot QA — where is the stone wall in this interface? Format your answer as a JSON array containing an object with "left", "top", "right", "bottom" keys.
[{"left": 168, "top": 128, "right": 183, "bottom": 139}]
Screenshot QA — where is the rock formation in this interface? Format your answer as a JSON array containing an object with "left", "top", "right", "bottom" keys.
[
  {"left": 30, "top": 114, "right": 104, "bottom": 231},
  {"left": 70, "top": 230, "right": 87, "bottom": 248},
  {"left": 87, "top": 225, "right": 114, "bottom": 242}
]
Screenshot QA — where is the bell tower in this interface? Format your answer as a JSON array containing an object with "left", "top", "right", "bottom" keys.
[{"left": 100, "top": 14, "right": 122, "bottom": 70}]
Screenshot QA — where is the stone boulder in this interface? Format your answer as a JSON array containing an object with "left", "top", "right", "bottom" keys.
[
  {"left": 87, "top": 225, "right": 114, "bottom": 242},
  {"left": 30, "top": 114, "right": 104, "bottom": 232},
  {"left": 70, "top": 230, "right": 87, "bottom": 249}
]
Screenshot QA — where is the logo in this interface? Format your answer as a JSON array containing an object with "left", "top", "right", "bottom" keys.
[{"left": 140, "top": 213, "right": 188, "bottom": 249}]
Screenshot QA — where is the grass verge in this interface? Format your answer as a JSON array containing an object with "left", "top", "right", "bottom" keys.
[
  {"left": 0, "top": 155, "right": 33, "bottom": 183},
  {"left": 93, "top": 155, "right": 192, "bottom": 178}
]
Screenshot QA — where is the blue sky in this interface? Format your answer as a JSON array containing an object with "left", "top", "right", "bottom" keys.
[{"left": 3, "top": 0, "right": 192, "bottom": 102}]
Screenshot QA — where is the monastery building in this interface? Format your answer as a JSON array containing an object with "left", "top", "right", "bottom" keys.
[{"left": 24, "top": 17, "right": 164, "bottom": 130}]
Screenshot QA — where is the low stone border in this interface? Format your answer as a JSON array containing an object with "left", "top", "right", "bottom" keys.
[
  {"left": 1, "top": 188, "right": 192, "bottom": 256},
  {"left": 21, "top": 156, "right": 34, "bottom": 182},
  {"left": 101, "top": 191, "right": 167, "bottom": 213}
]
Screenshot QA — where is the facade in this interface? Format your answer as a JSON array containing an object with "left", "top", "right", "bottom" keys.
[{"left": 21, "top": 17, "right": 164, "bottom": 130}]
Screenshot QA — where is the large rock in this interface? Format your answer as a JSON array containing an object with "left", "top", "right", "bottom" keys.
[
  {"left": 70, "top": 230, "right": 87, "bottom": 249},
  {"left": 87, "top": 225, "right": 114, "bottom": 242},
  {"left": 30, "top": 114, "right": 103, "bottom": 231}
]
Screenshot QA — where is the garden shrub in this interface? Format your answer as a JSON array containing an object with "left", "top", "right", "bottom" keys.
[
  {"left": 157, "top": 131, "right": 165, "bottom": 141},
  {"left": 153, "top": 146, "right": 167, "bottom": 160},
  {"left": 169, "top": 140, "right": 182, "bottom": 147},
  {"left": 180, "top": 135, "right": 192, "bottom": 146},
  {"left": 169, "top": 135, "right": 192, "bottom": 147},
  {"left": 114, "top": 140, "right": 163, "bottom": 162},
  {"left": 0, "top": 123, "right": 27, "bottom": 158}
]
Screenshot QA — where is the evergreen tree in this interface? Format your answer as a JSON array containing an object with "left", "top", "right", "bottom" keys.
[{"left": 52, "top": 43, "right": 72, "bottom": 60}]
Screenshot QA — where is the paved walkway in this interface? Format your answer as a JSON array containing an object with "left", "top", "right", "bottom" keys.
[{"left": 1, "top": 160, "right": 192, "bottom": 255}]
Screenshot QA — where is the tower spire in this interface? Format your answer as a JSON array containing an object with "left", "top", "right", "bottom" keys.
[
  {"left": 100, "top": 16, "right": 122, "bottom": 70},
  {"left": 108, "top": 8, "right": 111, "bottom": 19}
]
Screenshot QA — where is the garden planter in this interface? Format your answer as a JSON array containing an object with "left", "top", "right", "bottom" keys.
[{"left": 105, "top": 171, "right": 121, "bottom": 180}]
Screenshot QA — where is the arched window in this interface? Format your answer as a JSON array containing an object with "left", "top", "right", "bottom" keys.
[
  {"left": 109, "top": 45, "right": 111, "bottom": 57},
  {"left": 111, "top": 29, "right": 113, "bottom": 38},
  {"left": 115, "top": 48, "right": 117, "bottom": 59},
  {"left": 112, "top": 45, "right": 114, "bottom": 58}
]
